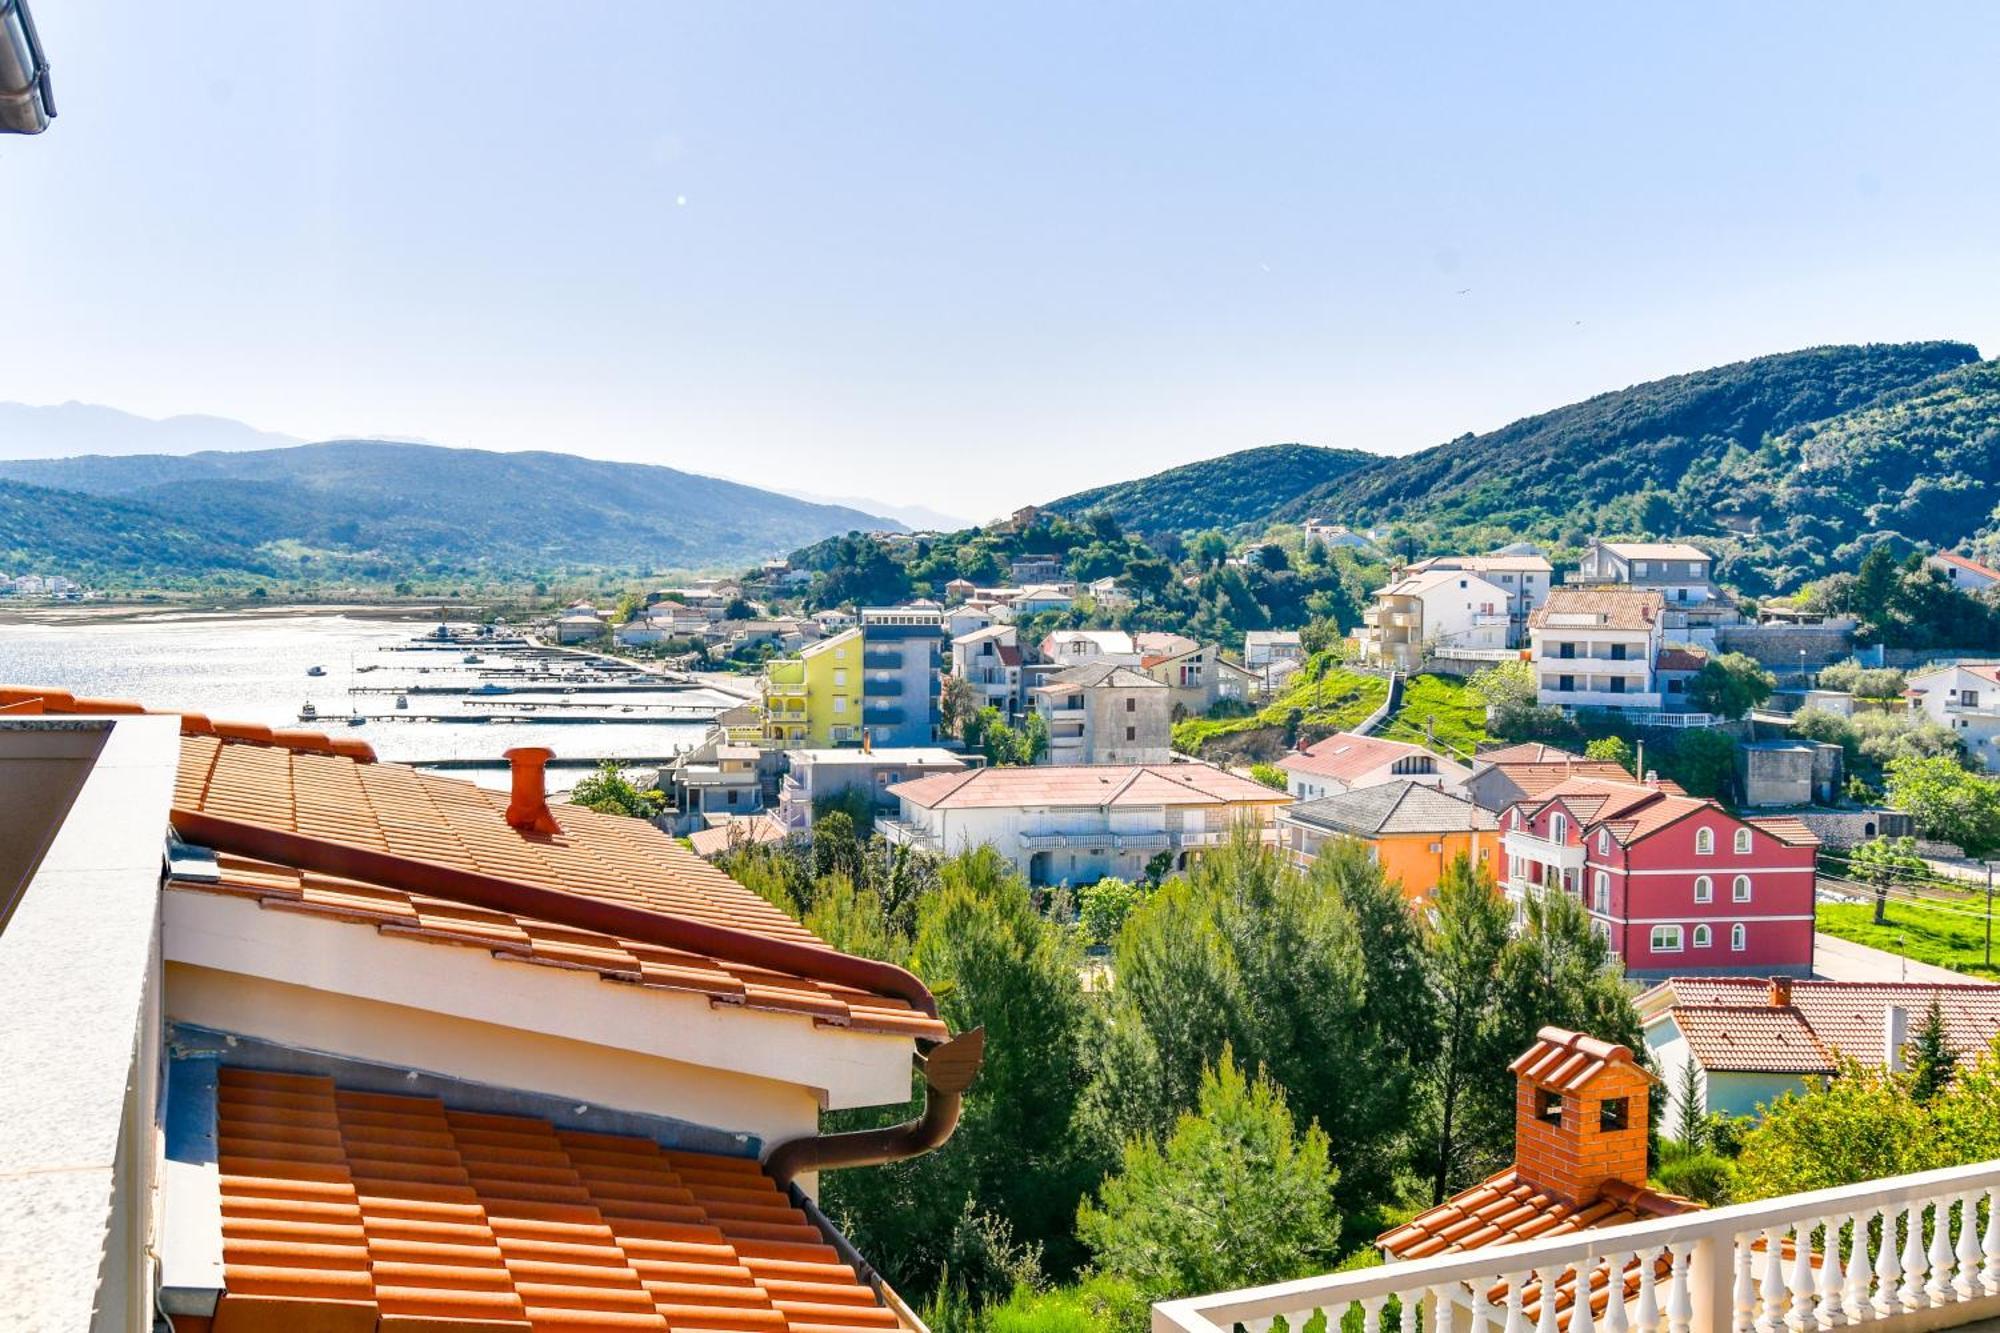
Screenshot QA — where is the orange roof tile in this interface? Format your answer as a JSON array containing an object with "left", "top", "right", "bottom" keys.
[
  {"left": 1742, "top": 815, "right": 1822, "bottom": 848},
  {"left": 1529, "top": 587, "right": 1664, "bottom": 631},
  {"left": 211, "top": 1067, "right": 903, "bottom": 1333},
  {"left": 1669, "top": 1005, "right": 1832, "bottom": 1074},
  {"left": 2, "top": 683, "right": 943, "bottom": 1041},
  {"left": 1508, "top": 1026, "right": 1655, "bottom": 1092},
  {"left": 888, "top": 763, "right": 1286, "bottom": 811},
  {"left": 1647, "top": 978, "right": 2000, "bottom": 1071},
  {"left": 1279, "top": 733, "right": 1446, "bottom": 785}
]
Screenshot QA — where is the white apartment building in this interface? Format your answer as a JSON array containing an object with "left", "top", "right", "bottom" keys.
[
  {"left": 1927, "top": 550, "right": 2000, "bottom": 594},
  {"left": 1905, "top": 662, "right": 2000, "bottom": 773},
  {"left": 879, "top": 762, "right": 1291, "bottom": 885},
  {"left": 1528, "top": 586, "right": 1667, "bottom": 711},
  {"left": 1403, "top": 553, "right": 1553, "bottom": 647},
  {"left": 1356, "top": 567, "right": 1512, "bottom": 670},
  {"left": 1041, "top": 628, "right": 1139, "bottom": 665},
  {"left": 951, "top": 624, "right": 1028, "bottom": 720}
]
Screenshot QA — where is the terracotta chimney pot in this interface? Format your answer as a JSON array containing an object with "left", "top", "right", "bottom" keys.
[{"left": 505, "top": 746, "right": 560, "bottom": 834}]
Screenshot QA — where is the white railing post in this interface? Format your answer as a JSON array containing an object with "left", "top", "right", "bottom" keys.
[
  {"left": 1899, "top": 1202, "right": 1927, "bottom": 1311},
  {"left": 1686, "top": 1233, "right": 1734, "bottom": 1333},
  {"left": 1983, "top": 1185, "right": 2000, "bottom": 1295},
  {"left": 1874, "top": 1205, "right": 1901, "bottom": 1315},
  {"left": 1953, "top": 1192, "right": 1981, "bottom": 1300},
  {"left": 1668, "top": 1243, "right": 1695, "bottom": 1333}
]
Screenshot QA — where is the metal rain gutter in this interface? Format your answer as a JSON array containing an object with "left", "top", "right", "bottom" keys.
[{"left": 0, "top": 0, "right": 54, "bottom": 135}]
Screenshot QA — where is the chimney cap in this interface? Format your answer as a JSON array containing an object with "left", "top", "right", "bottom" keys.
[
  {"left": 504, "top": 747, "right": 560, "bottom": 834},
  {"left": 1768, "top": 975, "right": 1794, "bottom": 1007}
]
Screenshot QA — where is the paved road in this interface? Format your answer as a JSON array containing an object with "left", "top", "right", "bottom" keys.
[{"left": 1812, "top": 932, "right": 1994, "bottom": 985}]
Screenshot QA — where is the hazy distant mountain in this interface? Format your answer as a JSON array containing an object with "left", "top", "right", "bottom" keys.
[
  {"left": 0, "top": 441, "right": 901, "bottom": 584},
  {"left": 778, "top": 489, "right": 972, "bottom": 532},
  {"left": 0, "top": 401, "right": 305, "bottom": 459}
]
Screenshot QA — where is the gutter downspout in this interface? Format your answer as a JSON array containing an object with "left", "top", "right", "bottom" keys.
[
  {"left": 168, "top": 807, "right": 939, "bottom": 1018},
  {"left": 765, "top": 1027, "right": 984, "bottom": 1185}
]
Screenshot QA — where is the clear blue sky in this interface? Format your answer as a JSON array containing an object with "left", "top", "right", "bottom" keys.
[{"left": 3, "top": 2, "right": 1997, "bottom": 518}]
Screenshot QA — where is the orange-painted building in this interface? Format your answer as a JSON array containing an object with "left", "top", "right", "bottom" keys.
[{"left": 1277, "top": 778, "right": 1499, "bottom": 900}]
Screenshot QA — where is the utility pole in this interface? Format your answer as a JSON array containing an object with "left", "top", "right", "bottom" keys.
[{"left": 1987, "top": 860, "right": 1997, "bottom": 972}]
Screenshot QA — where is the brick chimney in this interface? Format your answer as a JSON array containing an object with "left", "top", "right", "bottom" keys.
[
  {"left": 504, "top": 746, "right": 560, "bottom": 835},
  {"left": 1768, "top": 975, "right": 1794, "bottom": 1007},
  {"left": 1508, "top": 1027, "right": 1654, "bottom": 1207}
]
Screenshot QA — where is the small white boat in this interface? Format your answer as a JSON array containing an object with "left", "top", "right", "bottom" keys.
[
  {"left": 306, "top": 665, "right": 327, "bottom": 677},
  {"left": 298, "top": 702, "right": 319, "bottom": 721},
  {"left": 463, "top": 652, "right": 483, "bottom": 664}
]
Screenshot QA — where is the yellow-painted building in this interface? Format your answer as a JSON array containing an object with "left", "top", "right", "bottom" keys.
[
  {"left": 760, "top": 628, "right": 863, "bottom": 746},
  {"left": 1278, "top": 778, "right": 1499, "bottom": 902}
]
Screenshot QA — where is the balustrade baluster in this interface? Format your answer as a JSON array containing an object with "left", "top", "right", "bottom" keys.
[
  {"left": 1760, "top": 1227, "right": 1787, "bottom": 1333},
  {"left": 1430, "top": 1284, "right": 1457, "bottom": 1333},
  {"left": 1734, "top": 1235, "right": 1757, "bottom": 1333},
  {"left": 1503, "top": 1272, "right": 1530, "bottom": 1333},
  {"left": 1361, "top": 1293, "right": 1388, "bottom": 1333},
  {"left": 1635, "top": 1250, "right": 1661, "bottom": 1333},
  {"left": 1840, "top": 1212, "right": 1869, "bottom": 1323},
  {"left": 1604, "top": 1252, "right": 1632, "bottom": 1333},
  {"left": 1571, "top": 1260, "right": 1598, "bottom": 1333},
  {"left": 1815, "top": 1216, "right": 1844, "bottom": 1327},
  {"left": 1984, "top": 1186, "right": 2000, "bottom": 1295},
  {"left": 1898, "top": 1203, "right": 1927, "bottom": 1311},
  {"left": 1788, "top": 1222, "right": 1815, "bottom": 1330},
  {"left": 1872, "top": 1207, "right": 1899, "bottom": 1315},
  {"left": 1927, "top": 1194, "right": 1955, "bottom": 1304},
  {"left": 1667, "top": 1243, "right": 1694, "bottom": 1333},
  {"left": 1535, "top": 1267, "right": 1562, "bottom": 1333},
  {"left": 1954, "top": 1192, "right": 1981, "bottom": 1299}
]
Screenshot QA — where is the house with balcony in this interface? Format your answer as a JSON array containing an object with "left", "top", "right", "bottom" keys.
[
  {"left": 1404, "top": 553, "right": 1554, "bottom": 647},
  {"left": 1574, "top": 539, "right": 1739, "bottom": 644},
  {"left": 1043, "top": 628, "right": 1140, "bottom": 665},
  {"left": 1357, "top": 567, "right": 1513, "bottom": 670},
  {"left": 1925, "top": 550, "right": 2000, "bottom": 594},
  {"left": 1905, "top": 663, "right": 2000, "bottom": 773},
  {"left": 760, "top": 627, "right": 864, "bottom": 745},
  {"left": 858, "top": 606, "right": 944, "bottom": 747},
  {"left": 1529, "top": 586, "right": 1668, "bottom": 712},
  {"left": 953, "top": 624, "right": 1029, "bottom": 720},
  {"left": 1639, "top": 975, "right": 2000, "bottom": 1130},
  {"left": 1278, "top": 732, "right": 1472, "bottom": 801},
  {"left": 1009, "top": 554, "right": 1065, "bottom": 583},
  {"left": 997, "top": 583, "right": 1074, "bottom": 618},
  {"left": 1501, "top": 775, "right": 1820, "bottom": 977},
  {"left": 880, "top": 761, "right": 1289, "bottom": 885},
  {"left": 1030, "top": 661, "right": 1173, "bottom": 765},
  {"left": 668, "top": 732, "right": 767, "bottom": 822},
  {"left": 1138, "top": 640, "right": 1257, "bottom": 718},
  {"left": 1244, "top": 630, "right": 1303, "bottom": 672},
  {"left": 1463, "top": 741, "right": 1650, "bottom": 813},
  {"left": 0, "top": 686, "right": 971, "bottom": 1333},
  {"left": 1278, "top": 780, "right": 1499, "bottom": 898},
  {"left": 776, "top": 746, "right": 968, "bottom": 834}
]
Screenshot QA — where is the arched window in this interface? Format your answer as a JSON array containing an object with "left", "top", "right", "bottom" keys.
[
  {"left": 1552, "top": 813, "right": 1569, "bottom": 844},
  {"left": 1731, "top": 923, "right": 1747, "bottom": 951},
  {"left": 1598, "top": 829, "right": 1611, "bottom": 855},
  {"left": 1692, "top": 924, "right": 1712, "bottom": 949},
  {"left": 1695, "top": 827, "right": 1714, "bottom": 855},
  {"left": 1733, "top": 875, "right": 1752, "bottom": 903},
  {"left": 1734, "top": 828, "right": 1752, "bottom": 854},
  {"left": 1694, "top": 875, "right": 1712, "bottom": 903},
  {"left": 1592, "top": 871, "right": 1610, "bottom": 914}
]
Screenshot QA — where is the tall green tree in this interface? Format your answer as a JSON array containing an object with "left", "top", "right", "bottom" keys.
[
  {"left": 1416, "top": 854, "right": 1512, "bottom": 1202},
  {"left": 1908, "top": 997, "right": 1959, "bottom": 1104},
  {"left": 1687, "top": 652, "right": 1776, "bottom": 720},
  {"left": 1077, "top": 1048, "right": 1342, "bottom": 1304},
  {"left": 822, "top": 848, "right": 1109, "bottom": 1297},
  {"left": 1847, "top": 835, "right": 1926, "bottom": 925},
  {"left": 1885, "top": 754, "right": 2000, "bottom": 855}
]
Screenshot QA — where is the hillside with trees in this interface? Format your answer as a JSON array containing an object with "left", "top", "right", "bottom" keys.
[
  {"left": 1047, "top": 443, "right": 1378, "bottom": 535},
  {"left": 0, "top": 440, "right": 899, "bottom": 586},
  {"left": 1046, "top": 342, "right": 1991, "bottom": 595}
]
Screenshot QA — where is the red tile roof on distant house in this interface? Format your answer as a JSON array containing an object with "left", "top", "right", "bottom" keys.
[
  {"left": 1279, "top": 733, "right": 1445, "bottom": 785},
  {"left": 1642, "top": 978, "right": 2000, "bottom": 1072},
  {"left": 888, "top": 762, "right": 1286, "bottom": 811},
  {"left": 209, "top": 1066, "right": 902, "bottom": 1333},
  {"left": 1529, "top": 587, "right": 1664, "bottom": 632},
  {"left": 1527, "top": 776, "right": 1813, "bottom": 849},
  {"left": 1655, "top": 646, "right": 1709, "bottom": 673},
  {"left": 1475, "top": 742, "right": 1584, "bottom": 765},
  {"left": 687, "top": 814, "right": 791, "bottom": 859},
  {"left": 1, "top": 684, "right": 946, "bottom": 1041},
  {"left": 1933, "top": 550, "right": 2000, "bottom": 581}
]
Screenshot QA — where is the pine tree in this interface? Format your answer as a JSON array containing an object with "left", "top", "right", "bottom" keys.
[{"left": 1909, "top": 996, "right": 1958, "bottom": 1103}]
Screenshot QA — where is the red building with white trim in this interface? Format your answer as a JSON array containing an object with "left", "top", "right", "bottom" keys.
[{"left": 1500, "top": 776, "right": 1820, "bottom": 977}]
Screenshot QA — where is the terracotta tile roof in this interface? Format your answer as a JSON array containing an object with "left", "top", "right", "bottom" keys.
[
  {"left": 1509, "top": 1026, "right": 1655, "bottom": 1092},
  {"left": 687, "top": 815, "right": 791, "bottom": 860},
  {"left": 887, "top": 763, "right": 1287, "bottom": 811},
  {"left": 1475, "top": 742, "right": 1583, "bottom": 765},
  {"left": 1932, "top": 550, "right": 2000, "bottom": 581},
  {"left": 1031, "top": 662, "right": 1164, "bottom": 692},
  {"left": 1286, "top": 781, "right": 1498, "bottom": 838},
  {"left": 1529, "top": 586, "right": 1665, "bottom": 631},
  {"left": 1669, "top": 1004, "right": 1833, "bottom": 1074},
  {"left": 1490, "top": 760, "right": 1652, "bottom": 799},
  {"left": 1379, "top": 1168, "right": 1693, "bottom": 1261},
  {"left": 1655, "top": 646, "right": 1709, "bottom": 672},
  {"left": 1645, "top": 979, "right": 2000, "bottom": 1071},
  {"left": 211, "top": 1066, "right": 901, "bottom": 1333},
  {"left": 1742, "top": 815, "right": 1821, "bottom": 847},
  {"left": 1279, "top": 733, "right": 1444, "bottom": 785},
  {"left": 1598, "top": 541, "right": 1712, "bottom": 562},
  {"left": 0, "top": 684, "right": 943, "bottom": 1041},
  {"left": 1530, "top": 777, "right": 1706, "bottom": 846}
]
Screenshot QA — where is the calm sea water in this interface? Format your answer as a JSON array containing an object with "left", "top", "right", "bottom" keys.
[{"left": 0, "top": 611, "right": 729, "bottom": 789}]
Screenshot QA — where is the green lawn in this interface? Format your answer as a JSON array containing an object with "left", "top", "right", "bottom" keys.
[
  {"left": 1375, "top": 673, "right": 1490, "bottom": 760},
  {"left": 1816, "top": 898, "right": 2000, "bottom": 980},
  {"left": 1173, "top": 655, "right": 1388, "bottom": 753}
]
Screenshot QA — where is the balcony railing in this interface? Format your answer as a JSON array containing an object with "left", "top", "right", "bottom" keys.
[
  {"left": 1154, "top": 1158, "right": 2000, "bottom": 1333},
  {"left": 1502, "top": 829, "right": 1585, "bottom": 871}
]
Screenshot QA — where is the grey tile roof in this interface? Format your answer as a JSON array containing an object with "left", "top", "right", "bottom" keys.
[{"left": 1286, "top": 780, "right": 1498, "bottom": 836}]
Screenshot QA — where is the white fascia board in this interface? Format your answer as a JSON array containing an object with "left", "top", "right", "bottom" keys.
[{"left": 162, "top": 888, "right": 916, "bottom": 1111}]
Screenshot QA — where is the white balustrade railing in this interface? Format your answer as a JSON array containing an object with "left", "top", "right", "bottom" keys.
[{"left": 1153, "top": 1160, "right": 2000, "bottom": 1333}]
